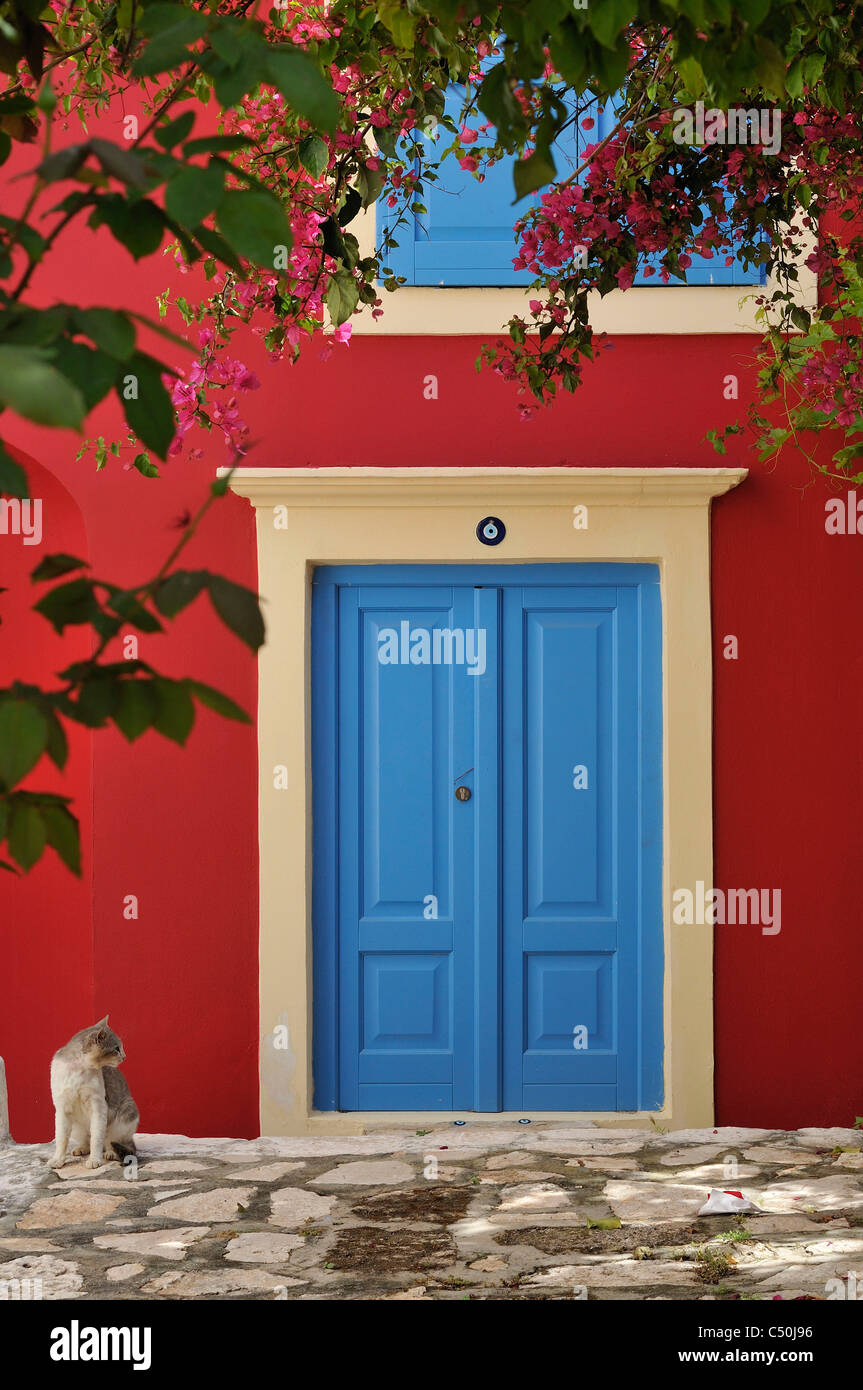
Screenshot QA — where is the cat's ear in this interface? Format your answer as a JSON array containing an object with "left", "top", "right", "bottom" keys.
[{"left": 96, "top": 1014, "right": 109, "bottom": 1026}]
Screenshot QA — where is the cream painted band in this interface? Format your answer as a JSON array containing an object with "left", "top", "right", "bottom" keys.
[{"left": 225, "top": 466, "right": 747, "bottom": 1136}]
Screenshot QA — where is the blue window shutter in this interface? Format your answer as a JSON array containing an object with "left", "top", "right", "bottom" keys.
[{"left": 382, "top": 91, "right": 765, "bottom": 288}]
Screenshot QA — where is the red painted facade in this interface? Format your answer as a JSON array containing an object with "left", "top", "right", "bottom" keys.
[{"left": 1, "top": 106, "right": 860, "bottom": 1139}]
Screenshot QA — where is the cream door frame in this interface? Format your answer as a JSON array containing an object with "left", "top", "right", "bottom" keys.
[{"left": 225, "top": 466, "right": 747, "bottom": 1135}]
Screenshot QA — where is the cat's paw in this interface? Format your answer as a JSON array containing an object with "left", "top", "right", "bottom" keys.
[
  {"left": 47, "top": 1154, "right": 66, "bottom": 1168},
  {"left": 70, "top": 1146, "right": 88, "bottom": 1158},
  {"left": 84, "top": 1156, "right": 103, "bottom": 1170},
  {"left": 102, "top": 1148, "right": 120, "bottom": 1163}
]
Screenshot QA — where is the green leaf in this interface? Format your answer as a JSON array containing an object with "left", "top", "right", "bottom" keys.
[
  {"left": 0, "top": 700, "right": 48, "bottom": 789},
  {"left": 107, "top": 591, "right": 163, "bottom": 632},
  {"left": 41, "top": 803, "right": 80, "bottom": 874},
  {"left": 186, "top": 679, "right": 251, "bottom": 722},
  {"left": 33, "top": 576, "right": 102, "bottom": 634},
  {"left": 7, "top": 801, "right": 45, "bottom": 871},
  {"left": 36, "top": 143, "right": 88, "bottom": 182},
  {"left": 182, "top": 134, "right": 252, "bottom": 157},
  {"left": 216, "top": 189, "right": 292, "bottom": 268},
  {"left": 139, "top": 4, "right": 204, "bottom": 37},
  {"left": 73, "top": 308, "right": 136, "bottom": 361},
  {"left": 89, "top": 138, "right": 151, "bottom": 189},
  {"left": 164, "top": 161, "right": 225, "bottom": 227},
  {"left": 118, "top": 352, "right": 176, "bottom": 458},
  {"left": 299, "top": 134, "right": 329, "bottom": 180},
  {"left": 0, "top": 440, "right": 28, "bottom": 498},
  {"left": 590, "top": 0, "right": 637, "bottom": 49},
  {"left": 378, "top": 0, "right": 417, "bottom": 48},
  {"left": 337, "top": 186, "right": 362, "bottom": 227},
  {"left": 513, "top": 149, "right": 556, "bottom": 202},
  {"left": 326, "top": 270, "right": 359, "bottom": 326},
  {"left": 43, "top": 709, "right": 68, "bottom": 770},
  {"left": 355, "top": 162, "right": 384, "bottom": 209},
  {"left": 77, "top": 674, "right": 119, "bottom": 724},
  {"left": 265, "top": 48, "right": 339, "bottom": 133},
  {"left": 113, "top": 679, "right": 157, "bottom": 741},
  {"left": 206, "top": 574, "right": 265, "bottom": 651},
  {"left": 52, "top": 341, "right": 117, "bottom": 412},
  {"left": 89, "top": 196, "right": 165, "bottom": 259},
  {"left": 153, "top": 677, "right": 195, "bottom": 744},
  {"left": 154, "top": 569, "right": 208, "bottom": 618},
  {"left": 155, "top": 109, "right": 195, "bottom": 150},
  {"left": 0, "top": 346, "right": 85, "bottom": 428},
  {"left": 132, "top": 13, "right": 207, "bottom": 77},
  {"left": 192, "top": 222, "right": 243, "bottom": 273},
  {"left": 31, "top": 553, "right": 88, "bottom": 581},
  {"left": 754, "top": 35, "right": 788, "bottom": 96},
  {"left": 132, "top": 452, "right": 160, "bottom": 478}
]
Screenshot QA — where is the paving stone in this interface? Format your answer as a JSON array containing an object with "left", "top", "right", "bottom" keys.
[
  {"left": 743, "top": 1146, "right": 819, "bottom": 1165},
  {"left": 605, "top": 1179, "right": 707, "bottom": 1222},
  {"left": 93, "top": 1226, "right": 211, "bottom": 1260},
  {"left": 106, "top": 1263, "right": 145, "bottom": 1282},
  {"left": 469, "top": 1255, "right": 508, "bottom": 1272},
  {"left": 146, "top": 1187, "right": 257, "bottom": 1222},
  {"left": 834, "top": 1152, "right": 863, "bottom": 1169},
  {"left": 386, "top": 1285, "right": 431, "bottom": 1299},
  {"left": 16, "top": 1190, "right": 126, "bottom": 1229},
  {"left": 795, "top": 1129, "right": 863, "bottom": 1148},
  {"left": 660, "top": 1163, "right": 761, "bottom": 1182},
  {"left": 142, "top": 1161, "right": 214, "bottom": 1175},
  {"left": 0, "top": 1237, "right": 61, "bottom": 1252},
  {"left": 757, "top": 1176, "right": 863, "bottom": 1213},
  {"left": 52, "top": 1162, "right": 121, "bottom": 1180},
  {"left": 567, "top": 1156, "right": 640, "bottom": 1172},
  {"left": 485, "top": 1151, "right": 539, "bottom": 1170},
  {"left": 658, "top": 1146, "right": 725, "bottom": 1166},
  {"left": 524, "top": 1260, "right": 699, "bottom": 1289},
  {"left": 747, "top": 1261, "right": 859, "bottom": 1293},
  {"left": 224, "top": 1162, "right": 306, "bottom": 1182},
  {"left": 480, "top": 1169, "right": 560, "bottom": 1184},
  {"left": 497, "top": 1182, "right": 574, "bottom": 1213},
  {"left": 313, "top": 1160, "right": 415, "bottom": 1186},
  {"left": 529, "top": 1139, "right": 645, "bottom": 1157},
  {"left": 269, "top": 1187, "right": 336, "bottom": 1226},
  {"left": 149, "top": 1188, "right": 193, "bottom": 1201},
  {"left": 530, "top": 1129, "right": 648, "bottom": 1143},
  {"left": 657, "top": 1129, "right": 775, "bottom": 1145},
  {"left": 224, "top": 1232, "right": 305, "bottom": 1262},
  {"left": 0, "top": 1253, "right": 83, "bottom": 1298},
  {"left": 141, "top": 1269, "right": 299, "bottom": 1296}
]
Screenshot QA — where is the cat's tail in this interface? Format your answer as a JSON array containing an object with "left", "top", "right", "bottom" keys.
[{"left": 112, "top": 1138, "right": 137, "bottom": 1160}]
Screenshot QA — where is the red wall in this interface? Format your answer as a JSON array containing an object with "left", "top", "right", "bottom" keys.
[{"left": 2, "top": 100, "right": 860, "bottom": 1137}]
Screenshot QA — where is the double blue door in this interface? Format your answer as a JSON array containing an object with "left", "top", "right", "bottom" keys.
[{"left": 312, "top": 564, "right": 663, "bottom": 1112}]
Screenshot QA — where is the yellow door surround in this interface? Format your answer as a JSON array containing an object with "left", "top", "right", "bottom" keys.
[{"left": 224, "top": 466, "right": 747, "bottom": 1136}]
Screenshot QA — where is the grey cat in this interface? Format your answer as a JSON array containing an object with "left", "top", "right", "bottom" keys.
[{"left": 49, "top": 1016, "right": 139, "bottom": 1169}]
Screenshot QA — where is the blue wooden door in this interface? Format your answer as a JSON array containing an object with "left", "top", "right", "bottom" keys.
[{"left": 312, "top": 564, "right": 663, "bottom": 1112}]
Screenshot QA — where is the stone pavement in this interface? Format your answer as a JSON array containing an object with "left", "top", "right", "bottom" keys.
[{"left": 1, "top": 1125, "right": 861, "bottom": 1300}]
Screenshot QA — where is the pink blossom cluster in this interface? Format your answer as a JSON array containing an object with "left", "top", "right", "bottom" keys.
[{"left": 167, "top": 335, "right": 260, "bottom": 462}]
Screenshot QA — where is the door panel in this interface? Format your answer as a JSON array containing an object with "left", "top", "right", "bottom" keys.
[
  {"left": 312, "top": 564, "right": 663, "bottom": 1113},
  {"left": 336, "top": 585, "right": 477, "bottom": 1110}
]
